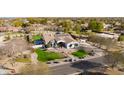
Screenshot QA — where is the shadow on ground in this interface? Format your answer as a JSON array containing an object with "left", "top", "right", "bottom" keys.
[{"left": 71, "top": 60, "right": 107, "bottom": 75}]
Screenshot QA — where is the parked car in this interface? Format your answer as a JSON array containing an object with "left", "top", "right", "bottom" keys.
[
  {"left": 89, "top": 51, "right": 95, "bottom": 56},
  {"left": 79, "top": 57, "right": 84, "bottom": 59},
  {"left": 53, "top": 61, "right": 59, "bottom": 64},
  {"left": 68, "top": 58, "right": 72, "bottom": 62},
  {"left": 64, "top": 59, "right": 68, "bottom": 62},
  {"left": 46, "top": 62, "right": 51, "bottom": 64}
]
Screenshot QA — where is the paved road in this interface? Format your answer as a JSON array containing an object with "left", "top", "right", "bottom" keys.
[{"left": 50, "top": 56, "right": 106, "bottom": 75}]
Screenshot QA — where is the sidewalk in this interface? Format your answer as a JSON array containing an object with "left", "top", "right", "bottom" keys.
[{"left": 48, "top": 54, "right": 103, "bottom": 67}]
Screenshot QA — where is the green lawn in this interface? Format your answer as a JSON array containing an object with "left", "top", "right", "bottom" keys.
[
  {"left": 35, "top": 48, "right": 64, "bottom": 62},
  {"left": 33, "top": 35, "right": 42, "bottom": 41},
  {"left": 72, "top": 50, "right": 88, "bottom": 58}
]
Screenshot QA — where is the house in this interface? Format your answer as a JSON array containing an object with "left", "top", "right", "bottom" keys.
[
  {"left": 55, "top": 34, "right": 79, "bottom": 49},
  {"left": 7, "top": 27, "right": 21, "bottom": 32},
  {"left": 42, "top": 31, "right": 55, "bottom": 45},
  {"left": 0, "top": 27, "right": 7, "bottom": 32},
  {"left": 42, "top": 31, "right": 79, "bottom": 49},
  {"left": 103, "top": 23, "right": 113, "bottom": 31},
  {"left": 29, "top": 24, "right": 47, "bottom": 31},
  {"left": 0, "top": 27, "right": 21, "bottom": 32}
]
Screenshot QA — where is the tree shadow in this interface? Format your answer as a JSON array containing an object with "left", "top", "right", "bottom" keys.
[{"left": 71, "top": 60, "right": 107, "bottom": 75}]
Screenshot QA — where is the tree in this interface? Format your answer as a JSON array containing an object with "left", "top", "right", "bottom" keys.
[
  {"left": 88, "top": 34, "right": 124, "bottom": 70},
  {"left": 19, "top": 63, "right": 49, "bottom": 75},
  {"left": 39, "top": 18, "right": 48, "bottom": 24},
  {"left": 22, "top": 23, "right": 30, "bottom": 27},
  {"left": 11, "top": 18, "right": 24, "bottom": 27},
  {"left": 120, "top": 23, "right": 124, "bottom": 30},
  {"left": 88, "top": 35, "right": 116, "bottom": 50},
  {"left": 60, "top": 20, "right": 72, "bottom": 33},
  {"left": 104, "top": 50, "right": 124, "bottom": 69},
  {"left": 118, "top": 35, "right": 124, "bottom": 41},
  {"left": 88, "top": 20, "right": 103, "bottom": 32},
  {"left": 74, "top": 24, "right": 81, "bottom": 34},
  {"left": 27, "top": 18, "right": 37, "bottom": 24},
  {"left": 0, "top": 20, "right": 4, "bottom": 26},
  {"left": 12, "top": 21, "right": 23, "bottom": 27},
  {"left": 27, "top": 18, "right": 48, "bottom": 24}
]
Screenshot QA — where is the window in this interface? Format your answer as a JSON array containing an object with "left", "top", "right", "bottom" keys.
[
  {"left": 69, "top": 44, "right": 72, "bottom": 48},
  {"left": 75, "top": 43, "right": 78, "bottom": 46}
]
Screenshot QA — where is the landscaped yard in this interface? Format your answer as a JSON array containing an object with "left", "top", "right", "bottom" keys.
[
  {"left": 33, "top": 35, "right": 42, "bottom": 41},
  {"left": 72, "top": 50, "right": 88, "bottom": 58},
  {"left": 35, "top": 48, "right": 64, "bottom": 62}
]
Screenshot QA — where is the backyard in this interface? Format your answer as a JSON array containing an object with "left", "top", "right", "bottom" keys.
[
  {"left": 35, "top": 48, "right": 64, "bottom": 62},
  {"left": 33, "top": 35, "right": 42, "bottom": 41},
  {"left": 72, "top": 50, "right": 88, "bottom": 58}
]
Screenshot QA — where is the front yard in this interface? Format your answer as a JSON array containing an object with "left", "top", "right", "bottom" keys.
[
  {"left": 35, "top": 48, "right": 64, "bottom": 62},
  {"left": 72, "top": 50, "right": 88, "bottom": 58}
]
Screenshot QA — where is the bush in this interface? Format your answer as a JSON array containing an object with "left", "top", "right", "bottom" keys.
[
  {"left": 118, "top": 35, "right": 124, "bottom": 41},
  {"left": 72, "top": 50, "right": 88, "bottom": 58},
  {"left": 19, "top": 63, "right": 49, "bottom": 75}
]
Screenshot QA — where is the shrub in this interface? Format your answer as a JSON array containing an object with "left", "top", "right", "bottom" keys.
[
  {"left": 118, "top": 35, "right": 124, "bottom": 41},
  {"left": 72, "top": 50, "right": 88, "bottom": 58}
]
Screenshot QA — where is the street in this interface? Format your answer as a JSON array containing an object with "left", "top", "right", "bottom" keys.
[{"left": 49, "top": 56, "right": 106, "bottom": 75}]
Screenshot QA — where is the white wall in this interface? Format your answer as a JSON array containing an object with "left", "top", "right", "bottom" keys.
[{"left": 66, "top": 42, "right": 79, "bottom": 49}]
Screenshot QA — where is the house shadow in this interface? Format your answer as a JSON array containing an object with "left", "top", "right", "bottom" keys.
[{"left": 71, "top": 60, "right": 108, "bottom": 75}]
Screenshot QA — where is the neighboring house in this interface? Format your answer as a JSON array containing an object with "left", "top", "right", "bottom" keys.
[
  {"left": 0, "top": 27, "right": 22, "bottom": 32},
  {"left": 29, "top": 24, "right": 47, "bottom": 31},
  {"left": 96, "top": 32, "right": 119, "bottom": 39},
  {"left": 115, "top": 30, "right": 124, "bottom": 35},
  {"left": 103, "top": 24, "right": 112, "bottom": 29},
  {"left": 0, "top": 27, "right": 7, "bottom": 32},
  {"left": 103, "top": 23, "right": 113, "bottom": 31},
  {"left": 7, "top": 27, "right": 22, "bottom": 32},
  {"left": 42, "top": 31, "right": 79, "bottom": 49}
]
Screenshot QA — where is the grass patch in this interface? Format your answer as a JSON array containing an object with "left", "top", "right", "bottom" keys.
[
  {"left": 33, "top": 35, "right": 42, "bottom": 41},
  {"left": 15, "top": 58, "right": 31, "bottom": 62},
  {"left": 72, "top": 50, "right": 88, "bottom": 58},
  {"left": 35, "top": 48, "right": 64, "bottom": 62}
]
